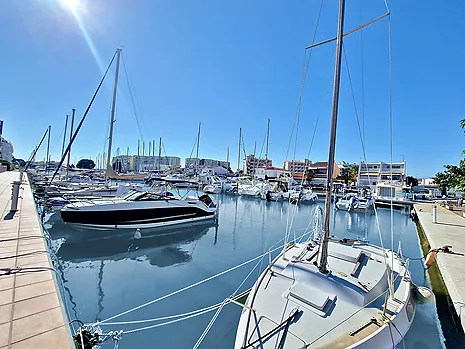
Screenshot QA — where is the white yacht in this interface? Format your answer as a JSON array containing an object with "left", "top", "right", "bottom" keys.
[
  {"left": 238, "top": 180, "right": 270, "bottom": 198},
  {"left": 203, "top": 176, "right": 234, "bottom": 194},
  {"left": 335, "top": 193, "right": 375, "bottom": 212},
  {"left": 289, "top": 188, "right": 319, "bottom": 204}
]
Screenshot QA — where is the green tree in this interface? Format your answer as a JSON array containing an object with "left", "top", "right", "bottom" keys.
[
  {"left": 461, "top": 118, "right": 465, "bottom": 156},
  {"left": 347, "top": 165, "right": 359, "bottom": 185},
  {"left": 434, "top": 159, "right": 465, "bottom": 195},
  {"left": 406, "top": 176, "right": 419, "bottom": 187},
  {"left": 76, "top": 158, "right": 95, "bottom": 169},
  {"left": 13, "top": 158, "right": 26, "bottom": 167},
  {"left": 433, "top": 119, "right": 465, "bottom": 195},
  {"left": 305, "top": 169, "right": 315, "bottom": 184}
]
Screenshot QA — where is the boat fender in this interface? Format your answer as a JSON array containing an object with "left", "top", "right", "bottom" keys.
[
  {"left": 134, "top": 229, "right": 142, "bottom": 240},
  {"left": 425, "top": 250, "right": 438, "bottom": 268},
  {"left": 425, "top": 245, "right": 454, "bottom": 268},
  {"left": 412, "top": 284, "right": 435, "bottom": 304}
]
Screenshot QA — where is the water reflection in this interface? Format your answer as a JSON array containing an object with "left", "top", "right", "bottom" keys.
[
  {"left": 46, "top": 195, "right": 447, "bottom": 348},
  {"left": 51, "top": 220, "right": 218, "bottom": 267}
]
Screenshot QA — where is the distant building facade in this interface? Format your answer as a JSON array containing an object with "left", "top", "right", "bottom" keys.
[
  {"left": 185, "top": 157, "right": 230, "bottom": 169},
  {"left": 0, "top": 121, "right": 13, "bottom": 163},
  {"left": 357, "top": 161, "right": 406, "bottom": 189},
  {"left": 307, "top": 161, "right": 341, "bottom": 187},
  {"left": 283, "top": 159, "right": 312, "bottom": 174},
  {"left": 243, "top": 155, "right": 272, "bottom": 175},
  {"left": 112, "top": 155, "right": 181, "bottom": 172},
  {"left": 255, "top": 166, "right": 290, "bottom": 180}
]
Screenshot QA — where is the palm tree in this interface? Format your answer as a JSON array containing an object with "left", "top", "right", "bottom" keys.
[
  {"left": 348, "top": 165, "right": 359, "bottom": 186},
  {"left": 461, "top": 119, "right": 465, "bottom": 156},
  {"left": 305, "top": 169, "right": 315, "bottom": 185}
]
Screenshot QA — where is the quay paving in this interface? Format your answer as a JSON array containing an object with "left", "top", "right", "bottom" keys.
[
  {"left": 0, "top": 171, "right": 73, "bottom": 348},
  {"left": 415, "top": 203, "right": 465, "bottom": 331}
]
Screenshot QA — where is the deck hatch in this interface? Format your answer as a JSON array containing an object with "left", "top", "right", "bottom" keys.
[{"left": 287, "top": 283, "right": 333, "bottom": 311}]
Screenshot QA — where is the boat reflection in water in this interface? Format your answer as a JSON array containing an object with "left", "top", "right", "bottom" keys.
[{"left": 50, "top": 220, "right": 219, "bottom": 267}]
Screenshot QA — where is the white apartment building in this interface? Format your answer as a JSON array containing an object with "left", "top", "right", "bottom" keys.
[
  {"left": 255, "top": 166, "right": 290, "bottom": 180},
  {"left": 185, "top": 157, "right": 230, "bottom": 169},
  {"left": 0, "top": 137, "right": 13, "bottom": 163},
  {"left": 112, "top": 155, "right": 181, "bottom": 172},
  {"left": 0, "top": 121, "right": 13, "bottom": 163},
  {"left": 283, "top": 159, "right": 311, "bottom": 174},
  {"left": 243, "top": 155, "right": 272, "bottom": 175},
  {"left": 358, "top": 161, "right": 406, "bottom": 189}
]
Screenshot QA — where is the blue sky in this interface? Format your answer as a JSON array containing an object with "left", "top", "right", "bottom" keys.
[{"left": 0, "top": 0, "right": 463, "bottom": 178}]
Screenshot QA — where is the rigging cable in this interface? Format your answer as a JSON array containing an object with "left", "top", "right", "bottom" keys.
[
  {"left": 360, "top": 0, "right": 366, "bottom": 146},
  {"left": 91, "top": 226, "right": 317, "bottom": 327},
  {"left": 386, "top": 2, "right": 395, "bottom": 297},
  {"left": 342, "top": 43, "right": 387, "bottom": 256},
  {"left": 283, "top": 0, "right": 326, "bottom": 246},
  {"left": 121, "top": 53, "right": 148, "bottom": 143},
  {"left": 341, "top": 4, "right": 395, "bottom": 294},
  {"left": 284, "top": 0, "right": 326, "bottom": 163},
  {"left": 49, "top": 50, "right": 117, "bottom": 184}
]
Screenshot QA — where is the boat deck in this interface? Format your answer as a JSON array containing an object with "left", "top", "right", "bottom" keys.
[{"left": 0, "top": 171, "right": 73, "bottom": 349}]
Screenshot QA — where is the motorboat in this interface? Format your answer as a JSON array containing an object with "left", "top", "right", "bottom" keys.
[
  {"left": 203, "top": 176, "right": 234, "bottom": 194},
  {"left": 289, "top": 188, "right": 319, "bottom": 204},
  {"left": 60, "top": 189, "right": 218, "bottom": 230},
  {"left": 335, "top": 193, "right": 375, "bottom": 212},
  {"left": 43, "top": 184, "right": 144, "bottom": 211},
  {"left": 239, "top": 180, "right": 271, "bottom": 197}
]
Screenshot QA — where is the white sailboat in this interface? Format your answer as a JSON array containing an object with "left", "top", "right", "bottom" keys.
[{"left": 235, "top": 2, "right": 417, "bottom": 348}]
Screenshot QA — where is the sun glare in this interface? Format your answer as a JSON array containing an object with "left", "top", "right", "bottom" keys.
[{"left": 59, "top": 0, "right": 80, "bottom": 15}]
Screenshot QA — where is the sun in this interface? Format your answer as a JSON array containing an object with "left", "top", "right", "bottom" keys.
[{"left": 59, "top": 0, "right": 80, "bottom": 15}]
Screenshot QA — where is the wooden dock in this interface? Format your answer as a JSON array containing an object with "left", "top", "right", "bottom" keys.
[
  {"left": 414, "top": 203, "right": 465, "bottom": 332},
  {"left": 0, "top": 171, "right": 74, "bottom": 348}
]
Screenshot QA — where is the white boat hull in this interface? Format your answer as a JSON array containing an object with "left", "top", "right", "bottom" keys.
[
  {"left": 235, "top": 242, "right": 415, "bottom": 349},
  {"left": 67, "top": 214, "right": 217, "bottom": 231}
]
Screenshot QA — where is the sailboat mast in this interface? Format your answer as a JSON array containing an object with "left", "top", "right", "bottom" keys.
[
  {"left": 319, "top": 0, "right": 346, "bottom": 273},
  {"left": 66, "top": 108, "right": 75, "bottom": 182},
  {"left": 265, "top": 118, "right": 270, "bottom": 160},
  {"left": 158, "top": 137, "right": 162, "bottom": 171},
  {"left": 237, "top": 127, "right": 242, "bottom": 172},
  {"left": 61, "top": 115, "right": 68, "bottom": 159},
  {"left": 105, "top": 48, "right": 122, "bottom": 180},
  {"left": 152, "top": 139, "right": 155, "bottom": 171},
  {"left": 226, "top": 146, "right": 230, "bottom": 168},
  {"left": 45, "top": 125, "right": 51, "bottom": 175},
  {"left": 197, "top": 123, "right": 201, "bottom": 158}
]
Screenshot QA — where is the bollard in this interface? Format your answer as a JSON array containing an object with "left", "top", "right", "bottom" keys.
[
  {"left": 432, "top": 205, "right": 437, "bottom": 224},
  {"left": 10, "top": 181, "right": 21, "bottom": 212}
]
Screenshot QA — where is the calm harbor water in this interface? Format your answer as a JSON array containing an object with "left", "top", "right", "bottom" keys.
[{"left": 43, "top": 194, "right": 446, "bottom": 349}]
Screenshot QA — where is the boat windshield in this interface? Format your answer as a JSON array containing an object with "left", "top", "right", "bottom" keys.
[
  {"left": 119, "top": 190, "right": 143, "bottom": 201},
  {"left": 134, "top": 191, "right": 175, "bottom": 201}
]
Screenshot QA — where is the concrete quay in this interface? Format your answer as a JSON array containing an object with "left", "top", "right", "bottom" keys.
[
  {"left": 0, "top": 171, "right": 74, "bottom": 348},
  {"left": 414, "top": 203, "right": 465, "bottom": 332}
]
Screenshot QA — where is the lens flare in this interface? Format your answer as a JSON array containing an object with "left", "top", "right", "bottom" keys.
[
  {"left": 59, "top": 0, "right": 80, "bottom": 15},
  {"left": 57, "top": 0, "right": 106, "bottom": 72}
]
